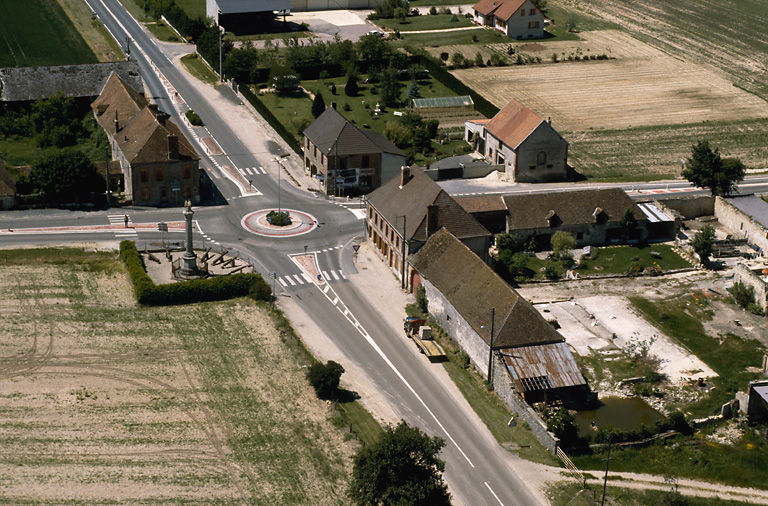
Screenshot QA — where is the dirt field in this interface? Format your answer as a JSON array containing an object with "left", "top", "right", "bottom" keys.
[
  {"left": 0, "top": 248, "right": 354, "bottom": 503},
  {"left": 452, "top": 30, "right": 768, "bottom": 131}
]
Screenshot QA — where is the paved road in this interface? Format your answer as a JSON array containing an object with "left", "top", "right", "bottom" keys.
[{"left": 3, "top": 1, "right": 546, "bottom": 503}]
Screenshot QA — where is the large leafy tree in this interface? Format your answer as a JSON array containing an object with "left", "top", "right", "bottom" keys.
[
  {"left": 30, "top": 149, "right": 103, "bottom": 203},
  {"left": 348, "top": 421, "right": 450, "bottom": 506},
  {"left": 379, "top": 67, "right": 400, "bottom": 107},
  {"left": 692, "top": 224, "right": 716, "bottom": 265},
  {"left": 344, "top": 72, "right": 359, "bottom": 96},
  {"left": 311, "top": 92, "right": 326, "bottom": 118},
  {"left": 682, "top": 141, "right": 745, "bottom": 196}
]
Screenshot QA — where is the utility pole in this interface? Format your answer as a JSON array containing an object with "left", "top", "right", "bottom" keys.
[
  {"left": 276, "top": 157, "right": 282, "bottom": 213},
  {"left": 218, "top": 20, "right": 223, "bottom": 82},
  {"left": 601, "top": 440, "right": 612, "bottom": 506},
  {"left": 487, "top": 307, "right": 495, "bottom": 384}
]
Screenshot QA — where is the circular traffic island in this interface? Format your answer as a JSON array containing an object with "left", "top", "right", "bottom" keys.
[{"left": 241, "top": 208, "right": 318, "bottom": 237}]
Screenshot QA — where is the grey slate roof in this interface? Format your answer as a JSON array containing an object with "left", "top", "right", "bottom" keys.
[
  {"left": 212, "top": 0, "right": 290, "bottom": 13},
  {"left": 366, "top": 166, "right": 490, "bottom": 243},
  {"left": 303, "top": 107, "right": 404, "bottom": 157},
  {"left": 503, "top": 188, "right": 644, "bottom": 230},
  {"left": 409, "top": 228, "right": 565, "bottom": 349},
  {"left": 724, "top": 195, "right": 768, "bottom": 229},
  {"left": 0, "top": 61, "right": 142, "bottom": 102}
]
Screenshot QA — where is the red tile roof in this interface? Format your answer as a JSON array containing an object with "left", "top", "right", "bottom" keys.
[
  {"left": 484, "top": 98, "right": 544, "bottom": 150},
  {"left": 473, "top": 0, "right": 528, "bottom": 21}
]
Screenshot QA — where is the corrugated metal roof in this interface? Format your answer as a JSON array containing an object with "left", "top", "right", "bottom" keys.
[
  {"left": 754, "top": 384, "right": 768, "bottom": 402},
  {"left": 637, "top": 202, "right": 673, "bottom": 223},
  {"left": 500, "top": 341, "right": 586, "bottom": 392}
]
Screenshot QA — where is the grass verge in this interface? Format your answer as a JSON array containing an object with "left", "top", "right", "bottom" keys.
[
  {"left": 547, "top": 481, "right": 751, "bottom": 506},
  {"left": 145, "top": 21, "right": 183, "bottom": 42},
  {"left": 375, "top": 14, "right": 474, "bottom": 31},
  {"left": 405, "top": 304, "right": 559, "bottom": 465},
  {"left": 181, "top": 53, "right": 219, "bottom": 84}
]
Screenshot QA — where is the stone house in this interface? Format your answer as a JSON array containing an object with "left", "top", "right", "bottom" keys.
[
  {"left": 454, "top": 194, "right": 508, "bottom": 234},
  {"left": 715, "top": 195, "right": 768, "bottom": 257},
  {"left": 91, "top": 73, "right": 200, "bottom": 206},
  {"left": 303, "top": 106, "right": 406, "bottom": 195},
  {"left": 472, "top": 0, "right": 545, "bottom": 39},
  {"left": 502, "top": 188, "right": 651, "bottom": 249},
  {"left": 365, "top": 166, "right": 492, "bottom": 288},
  {"left": 748, "top": 380, "right": 768, "bottom": 425},
  {"left": 465, "top": 99, "right": 568, "bottom": 183},
  {"left": 409, "top": 228, "right": 588, "bottom": 404}
]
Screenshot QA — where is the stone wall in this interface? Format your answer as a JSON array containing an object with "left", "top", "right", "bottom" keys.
[
  {"left": 421, "top": 277, "right": 559, "bottom": 453},
  {"left": 734, "top": 262, "right": 768, "bottom": 312},
  {"left": 715, "top": 197, "right": 768, "bottom": 256},
  {"left": 654, "top": 195, "right": 714, "bottom": 218}
]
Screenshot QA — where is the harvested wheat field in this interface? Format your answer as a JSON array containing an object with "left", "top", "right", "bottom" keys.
[
  {"left": 0, "top": 248, "right": 355, "bottom": 504},
  {"left": 453, "top": 30, "right": 768, "bottom": 131}
]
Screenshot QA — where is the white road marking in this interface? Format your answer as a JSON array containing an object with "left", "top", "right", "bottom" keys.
[
  {"left": 322, "top": 270, "right": 330, "bottom": 279},
  {"left": 330, "top": 270, "right": 340, "bottom": 280},
  {"left": 485, "top": 482, "right": 504, "bottom": 506},
  {"left": 301, "top": 273, "right": 312, "bottom": 283},
  {"left": 292, "top": 274, "right": 304, "bottom": 285},
  {"left": 279, "top": 278, "right": 288, "bottom": 287},
  {"left": 285, "top": 276, "right": 296, "bottom": 286}
]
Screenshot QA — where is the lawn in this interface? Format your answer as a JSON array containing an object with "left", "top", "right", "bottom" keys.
[
  {"left": 59, "top": 0, "right": 124, "bottom": 62},
  {"left": 145, "top": 20, "right": 183, "bottom": 42},
  {"left": 374, "top": 13, "right": 474, "bottom": 31},
  {"left": 548, "top": 481, "right": 753, "bottom": 506},
  {"left": 395, "top": 28, "right": 509, "bottom": 47},
  {"left": 258, "top": 72, "right": 462, "bottom": 138},
  {"left": 0, "top": 0, "right": 97, "bottom": 67},
  {"left": 0, "top": 248, "right": 366, "bottom": 503},
  {"left": 181, "top": 53, "right": 219, "bottom": 84},
  {"left": 577, "top": 244, "right": 690, "bottom": 275},
  {"left": 175, "top": 0, "right": 205, "bottom": 19}
]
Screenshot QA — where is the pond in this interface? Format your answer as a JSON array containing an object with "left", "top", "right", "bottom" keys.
[{"left": 573, "top": 396, "right": 665, "bottom": 437}]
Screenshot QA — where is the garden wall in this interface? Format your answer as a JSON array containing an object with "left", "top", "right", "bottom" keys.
[{"left": 655, "top": 194, "right": 714, "bottom": 218}]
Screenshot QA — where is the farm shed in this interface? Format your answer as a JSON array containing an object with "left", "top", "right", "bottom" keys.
[{"left": 206, "top": 0, "right": 290, "bottom": 33}]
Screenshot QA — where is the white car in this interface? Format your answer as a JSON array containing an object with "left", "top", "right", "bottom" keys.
[{"left": 367, "top": 30, "right": 385, "bottom": 38}]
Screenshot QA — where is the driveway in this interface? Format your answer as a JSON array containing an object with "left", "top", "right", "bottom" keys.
[{"left": 286, "top": 9, "right": 378, "bottom": 41}]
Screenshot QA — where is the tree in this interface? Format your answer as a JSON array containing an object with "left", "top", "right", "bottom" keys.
[
  {"left": 331, "top": 82, "right": 337, "bottom": 95},
  {"left": 306, "top": 360, "right": 345, "bottom": 399},
  {"left": 682, "top": 140, "right": 745, "bottom": 196},
  {"left": 348, "top": 421, "right": 450, "bottom": 506},
  {"left": 620, "top": 208, "right": 638, "bottom": 240},
  {"left": 551, "top": 230, "right": 575, "bottom": 253},
  {"left": 311, "top": 92, "right": 326, "bottom": 118},
  {"left": 30, "top": 149, "right": 103, "bottom": 204},
  {"left": 344, "top": 72, "right": 359, "bottom": 96},
  {"left": 495, "top": 232, "right": 521, "bottom": 252},
  {"left": 379, "top": 67, "right": 400, "bottom": 107},
  {"left": 543, "top": 407, "right": 581, "bottom": 449},
  {"left": 691, "top": 224, "right": 715, "bottom": 265},
  {"left": 406, "top": 80, "right": 420, "bottom": 99}
]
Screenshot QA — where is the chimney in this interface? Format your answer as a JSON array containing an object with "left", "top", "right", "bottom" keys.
[
  {"left": 147, "top": 103, "right": 159, "bottom": 115},
  {"left": 167, "top": 134, "right": 179, "bottom": 160},
  {"left": 114, "top": 110, "right": 119, "bottom": 132},
  {"left": 547, "top": 116, "right": 552, "bottom": 124},
  {"left": 330, "top": 102, "right": 336, "bottom": 109},
  {"left": 399, "top": 166, "right": 410, "bottom": 187},
  {"left": 426, "top": 204, "right": 439, "bottom": 237}
]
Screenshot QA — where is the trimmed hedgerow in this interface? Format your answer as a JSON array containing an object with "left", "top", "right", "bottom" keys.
[{"left": 119, "top": 240, "right": 271, "bottom": 306}]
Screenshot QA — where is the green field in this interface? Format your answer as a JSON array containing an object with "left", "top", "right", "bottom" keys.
[
  {"left": 181, "top": 53, "right": 219, "bottom": 84},
  {"left": 577, "top": 244, "right": 690, "bottom": 275},
  {"left": 375, "top": 13, "right": 474, "bottom": 31},
  {"left": 0, "top": 0, "right": 97, "bottom": 67},
  {"left": 395, "top": 28, "right": 509, "bottom": 46},
  {"left": 175, "top": 0, "right": 205, "bottom": 19},
  {"left": 564, "top": 118, "right": 768, "bottom": 181}
]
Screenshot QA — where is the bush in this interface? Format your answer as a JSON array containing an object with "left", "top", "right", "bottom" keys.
[
  {"left": 307, "top": 360, "right": 345, "bottom": 399},
  {"left": 544, "top": 258, "right": 563, "bottom": 280},
  {"left": 119, "top": 241, "right": 271, "bottom": 306},
  {"left": 185, "top": 109, "right": 203, "bottom": 126},
  {"left": 429, "top": 5, "right": 437, "bottom": 14},
  {"left": 267, "top": 210, "right": 292, "bottom": 226},
  {"left": 416, "top": 285, "right": 429, "bottom": 314}
]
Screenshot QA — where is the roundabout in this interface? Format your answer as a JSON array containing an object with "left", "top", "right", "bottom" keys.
[{"left": 240, "top": 208, "right": 318, "bottom": 237}]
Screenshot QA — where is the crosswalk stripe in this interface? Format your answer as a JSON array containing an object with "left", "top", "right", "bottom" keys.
[
  {"left": 330, "top": 270, "right": 339, "bottom": 280},
  {"left": 285, "top": 276, "right": 296, "bottom": 286},
  {"left": 292, "top": 274, "right": 304, "bottom": 284},
  {"left": 322, "top": 270, "right": 330, "bottom": 279},
  {"left": 301, "top": 273, "right": 312, "bottom": 283},
  {"left": 279, "top": 278, "right": 288, "bottom": 287},
  {"left": 246, "top": 167, "right": 254, "bottom": 175},
  {"left": 340, "top": 270, "right": 347, "bottom": 279}
]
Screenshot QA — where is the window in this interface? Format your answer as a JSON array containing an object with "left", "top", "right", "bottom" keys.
[
  {"left": 182, "top": 167, "right": 191, "bottom": 179},
  {"left": 362, "top": 155, "right": 370, "bottom": 167},
  {"left": 140, "top": 188, "right": 150, "bottom": 201},
  {"left": 313, "top": 145, "right": 317, "bottom": 157},
  {"left": 530, "top": 8, "right": 535, "bottom": 14},
  {"left": 521, "top": 9, "right": 525, "bottom": 15},
  {"left": 160, "top": 187, "right": 167, "bottom": 199},
  {"left": 183, "top": 185, "right": 191, "bottom": 198},
  {"left": 140, "top": 170, "right": 149, "bottom": 183},
  {"left": 546, "top": 163, "right": 553, "bottom": 168},
  {"left": 497, "top": 153, "right": 505, "bottom": 165},
  {"left": 577, "top": 232, "right": 583, "bottom": 240},
  {"left": 537, "top": 151, "right": 547, "bottom": 169},
  {"left": 155, "top": 169, "right": 164, "bottom": 182}
]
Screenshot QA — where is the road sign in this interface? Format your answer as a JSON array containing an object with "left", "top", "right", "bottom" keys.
[
  {"left": 158, "top": 222, "right": 168, "bottom": 232},
  {"left": 352, "top": 244, "right": 360, "bottom": 252}
]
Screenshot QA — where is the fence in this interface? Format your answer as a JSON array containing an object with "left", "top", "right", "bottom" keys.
[{"left": 556, "top": 447, "right": 586, "bottom": 488}]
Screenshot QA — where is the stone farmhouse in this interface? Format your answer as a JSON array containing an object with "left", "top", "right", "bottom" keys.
[
  {"left": 365, "top": 166, "right": 492, "bottom": 288},
  {"left": 502, "top": 188, "right": 658, "bottom": 249},
  {"left": 409, "top": 228, "right": 589, "bottom": 405},
  {"left": 92, "top": 73, "right": 200, "bottom": 206},
  {"left": 465, "top": 99, "right": 568, "bottom": 183},
  {"left": 303, "top": 105, "right": 405, "bottom": 195},
  {"left": 471, "top": 0, "right": 545, "bottom": 39}
]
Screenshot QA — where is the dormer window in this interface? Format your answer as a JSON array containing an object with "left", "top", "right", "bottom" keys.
[
  {"left": 546, "top": 210, "right": 561, "bottom": 228},
  {"left": 593, "top": 207, "right": 608, "bottom": 224}
]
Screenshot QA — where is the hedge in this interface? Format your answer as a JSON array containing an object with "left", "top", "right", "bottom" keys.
[
  {"left": 119, "top": 241, "right": 271, "bottom": 306},
  {"left": 407, "top": 47, "right": 500, "bottom": 119},
  {"left": 239, "top": 83, "right": 303, "bottom": 155}
]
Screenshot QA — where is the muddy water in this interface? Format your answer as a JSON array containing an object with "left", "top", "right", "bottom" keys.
[{"left": 574, "top": 396, "right": 664, "bottom": 437}]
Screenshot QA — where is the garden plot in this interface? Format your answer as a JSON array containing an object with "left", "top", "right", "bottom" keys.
[{"left": 452, "top": 30, "right": 768, "bottom": 131}]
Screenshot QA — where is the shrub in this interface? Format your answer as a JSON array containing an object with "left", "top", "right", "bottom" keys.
[
  {"left": 450, "top": 13, "right": 459, "bottom": 22},
  {"left": 439, "top": 52, "right": 449, "bottom": 61},
  {"left": 416, "top": 285, "right": 429, "bottom": 314},
  {"left": 185, "top": 109, "right": 203, "bottom": 126},
  {"left": 429, "top": 5, "right": 437, "bottom": 14},
  {"left": 119, "top": 241, "right": 271, "bottom": 306},
  {"left": 307, "top": 360, "right": 345, "bottom": 399},
  {"left": 544, "top": 259, "right": 563, "bottom": 280},
  {"left": 267, "top": 210, "right": 292, "bottom": 226}
]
